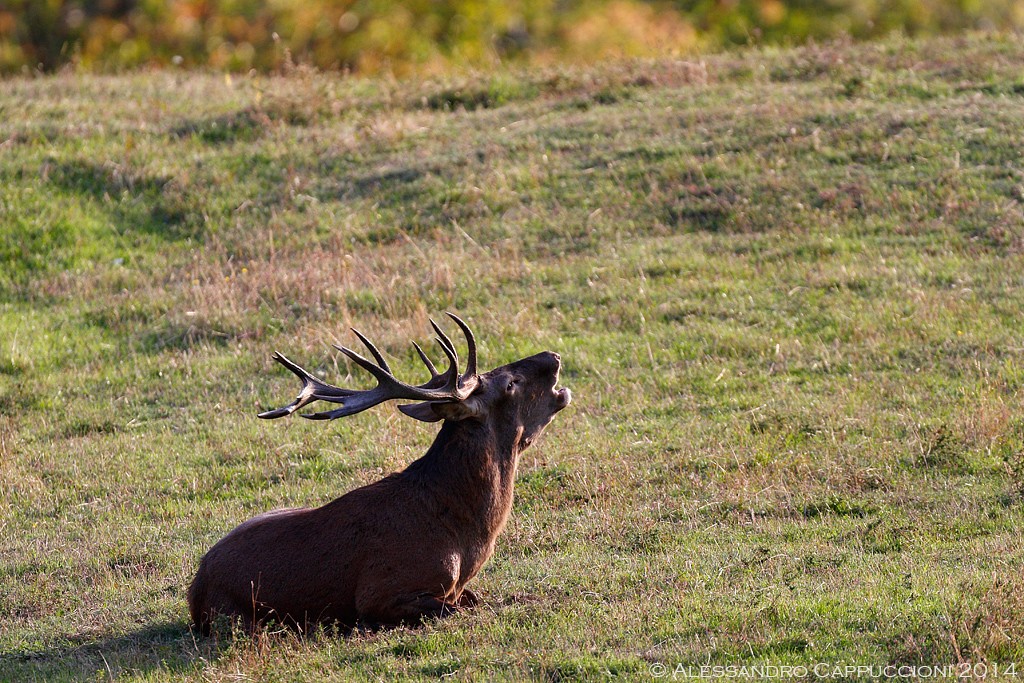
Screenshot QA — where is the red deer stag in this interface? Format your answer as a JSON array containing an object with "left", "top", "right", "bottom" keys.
[{"left": 188, "top": 314, "right": 570, "bottom": 632}]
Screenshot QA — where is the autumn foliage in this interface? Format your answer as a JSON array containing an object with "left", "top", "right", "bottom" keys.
[{"left": 1, "top": 0, "right": 1022, "bottom": 74}]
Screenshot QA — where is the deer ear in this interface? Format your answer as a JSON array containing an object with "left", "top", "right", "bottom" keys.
[
  {"left": 397, "top": 401, "right": 443, "bottom": 422},
  {"left": 398, "top": 397, "right": 485, "bottom": 423}
]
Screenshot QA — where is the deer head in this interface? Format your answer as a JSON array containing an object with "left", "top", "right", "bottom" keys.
[{"left": 257, "top": 313, "right": 570, "bottom": 454}]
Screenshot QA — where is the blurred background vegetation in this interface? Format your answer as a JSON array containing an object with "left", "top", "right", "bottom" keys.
[{"left": 1, "top": 0, "right": 1024, "bottom": 75}]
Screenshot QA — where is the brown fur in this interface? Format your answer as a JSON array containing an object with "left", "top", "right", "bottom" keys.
[{"left": 188, "top": 351, "right": 569, "bottom": 632}]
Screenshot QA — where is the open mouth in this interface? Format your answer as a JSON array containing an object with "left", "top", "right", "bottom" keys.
[{"left": 547, "top": 353, "right": 570, "bottom": 410}]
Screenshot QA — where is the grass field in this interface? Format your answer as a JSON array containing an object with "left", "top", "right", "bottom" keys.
[{"left": 2, "top": 33, "right": 1024, "bottom": 681}]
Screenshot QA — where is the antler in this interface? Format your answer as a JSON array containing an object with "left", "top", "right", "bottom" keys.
[{"left": 258, "top": 313, "right": 479, "bottom": 421}]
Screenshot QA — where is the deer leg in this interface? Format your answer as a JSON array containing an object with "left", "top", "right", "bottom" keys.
[
  {"left": 362, "top": 591, "right": 460, "bottom": 626},
  {"left": 456, "top": 587, "right": 480, "bottom": 608}
]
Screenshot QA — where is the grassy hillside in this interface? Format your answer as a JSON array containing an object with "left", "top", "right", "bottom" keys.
[{"left": 2, "top": 34, "right": 1024, "bottom": 681}]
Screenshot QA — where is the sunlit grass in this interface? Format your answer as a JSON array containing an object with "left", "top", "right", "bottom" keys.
[{"left": 1, "top": 33, "right": 1023, "bottom": 680}]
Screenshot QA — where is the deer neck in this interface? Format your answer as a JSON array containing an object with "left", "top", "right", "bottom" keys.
[{"left": 405, "top": 420, "right": 519, "bottom": 538}]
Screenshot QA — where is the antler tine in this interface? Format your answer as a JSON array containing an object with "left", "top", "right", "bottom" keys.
[
  {"left": 429, "top": 318, "right": 458, "bottom": 361},
  {"left": 445, "top": 312, "right": 477, "bottom": 379},
  {"left": 432, "top": 335, "right": 461, "bottom": 392},
  {"left": 350, "top": 328, "right": 392, "bottom": 374},
  {"left": 412, "top": 341, "right": 439, "bottom": 377},
  {"left": 258, "top": 352, "right": 356, "bottom": 420},
  {"left": 332, "top": 344, "right": 397, "bottom": 386},
  {"left": 412, "top": 339, "right": 464, "bottom": 392},
  {"left": 429, "top": 318, "right": 470, "bottom": 393}
]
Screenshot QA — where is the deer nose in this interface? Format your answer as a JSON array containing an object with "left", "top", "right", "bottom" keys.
[
  {"left": 524, "top": 352, "right": 565, "bottom": 374},
  {"left": 524, "top": 351, "right": 561, "bottom": 374}
]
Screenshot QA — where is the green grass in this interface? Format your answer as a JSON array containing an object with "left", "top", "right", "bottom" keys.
[{"left": 2, "top": 34, "right": 1024, "bottom": 681}]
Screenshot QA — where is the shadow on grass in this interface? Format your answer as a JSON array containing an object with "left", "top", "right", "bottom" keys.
[
  {"left": 0, "top": 621, "right": 218, "bottom": 680},
  {"left": 171, "top": 107, "right": 271, "bottom": 144},
  {"left": 46, "top": 159, "right": 201, "bottom": 242},
  {"left": 138, "top": 319, "right": 239, "bottom": 353}
]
